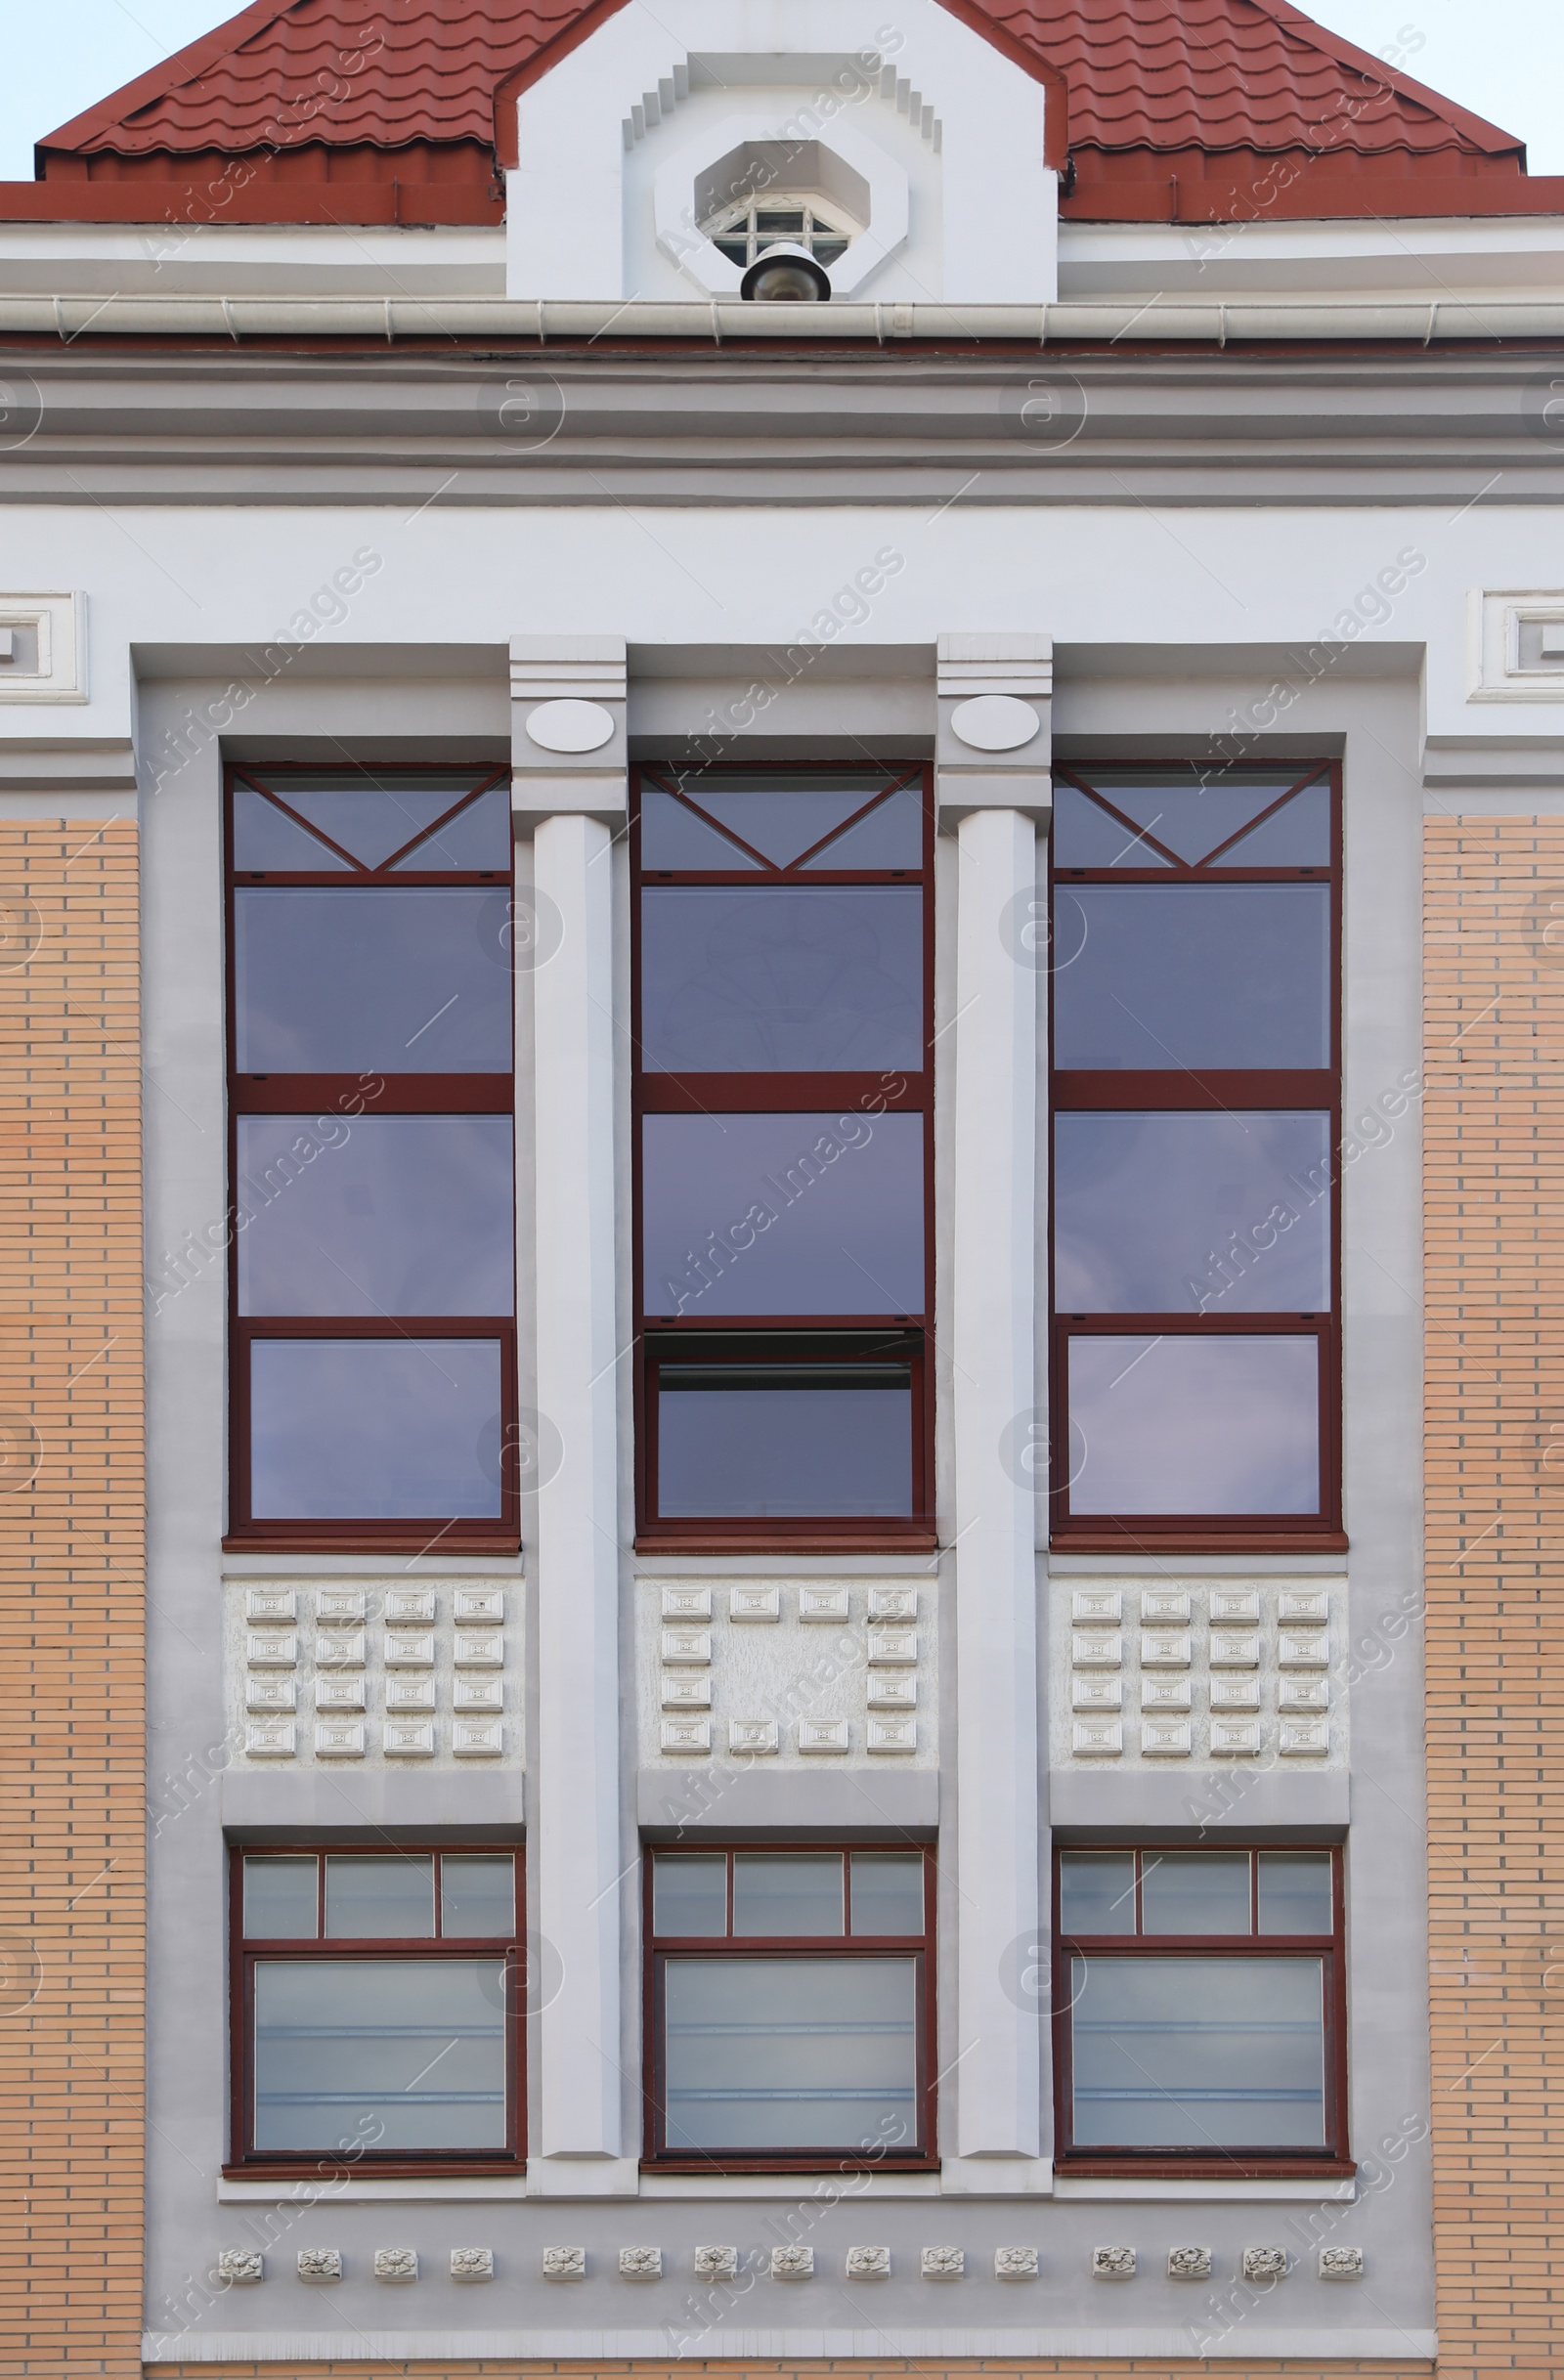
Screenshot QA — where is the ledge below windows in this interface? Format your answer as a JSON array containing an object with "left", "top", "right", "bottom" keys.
[
  {"left": 636, "top": 1532, "right": 939, "bottom": 1557},
  {"left": 1054, "top": 1532, "right": 1349, "bottom": 1557}
]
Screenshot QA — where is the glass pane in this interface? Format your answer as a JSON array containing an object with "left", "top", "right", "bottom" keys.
[
  {"left": 236, "top": 1115, "right": 514, "bottom": 1318},
  {"left": 233, "top": 785, "right": 351, "bottom": 871},
  {"left": 1070, "top": 1955, "right": 1325, "bottom": 2148},
  {"left": 1052, "top": 781, "right": 1173, "bottom": 869},
  {"left": 1054, "top": 1113, "right": 1330, "bottom": 1316},
  {"left": 247, "top": 1337, "right": 505, "bottom": 1521},
  {"left": 389, "top": 784, "right": 512, "bottom": 872},
  {"left": 733, "top": 1854, "right": 844, "bottom": 1937},
  {"left": 234, "top": 888, "right": 512, "bottom": 1073},
  {"left": 1258, "top": 1853, "right": 1334, "bottom": 1936},
  {"left": 1217, "top": 778, "right": 1330, "bottom": 866},
  {"left": 1141, "top": 1853, "right": 1252, "bottom": 1935},
  {"left": 1052, "top": 886, "right": 1330, "bottom": 1070},
  {"left": 258, "top": 774, "right": 491, "bottom": 870},
  {"left": 798, "top": 785, "right": 924, "bottom": 869},
  {"left": 1059, "top": 1852, "right": 1136, "bottom": 1935},
  {"left": 663, "top": 1956, "right": 918, "bottom": 2151},
  {"left": 325, "top": 1855, "right": 435, "bottom": 1939},
  {"left": 849, "top": 1854, "right": 925, "bottom": 1936},
  {"left": 1066, "top": 1333, "right": 1321, "bottom": 1516},
  {"left": 252, "top": 1959, "right": 506, "bottom": 2151},
  {"left": 675, "top": 772, "right": 893, "bottom": 868},
  {"left": 639, "top": 887, "right": 923, "bottom": 1073},
  {"left": 656, "top": 1366, "right": 913, "bottom": 1518},
  {"left": 640, "top": 784, "right": 764, "bottom": 870},
  {"left": 653, "top": 1854, "right": 728, "bottom": 1937},
  {"left": 642, "top": 1112, "right": 924, "bottom": 1318},
  {"left": 440, "top": 1856, "right": 516, "bottom": 1939},
  {"left": 1069, "top": 769, "right": 1308, "bottom": 867},
  {"left": 244, "top": 1856, "right": 318, "bottom": 1938}
]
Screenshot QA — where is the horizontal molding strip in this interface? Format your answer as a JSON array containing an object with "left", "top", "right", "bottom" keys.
[
  {"left": 142, "top": 2324, "right": 1440, "bottom": 2361},
  {"left": 7, "top": 293, "right": 1564, "bottom": 341}
]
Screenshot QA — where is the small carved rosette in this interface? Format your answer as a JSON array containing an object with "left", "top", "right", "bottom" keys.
[
  {"left": 543, "top": 2245, "right": 586, "bottom": 2280},
  {"left": 1319, "top": 2244, "right": 1365, "bottom": 2280},
  {"left": 296, "top": 2248, "right": 341, "bottom": 2282},
  {"left": 1167, "top": 2245, "right": 1212, "bottom": 2281},
  {"left": 372, "top": 2247, "right": 417, "bottom": 2282},
  {"left": 216, "top": 2249, "right": 263, "bottom": 2284},
  {"left": 619, "top": 2246, "right": 663, "bottom": 2278},
  {"left": 770, "top": 2244, "right": 813, "bottom": 2278},
  {"left": 450, "top": 2247, "right": 494, "bottom": 2282},
  {"left": 1092, "top": 2244, "right": 1136, "bottom": 2280},
  {"left": 1242, "top": 2246, "right": 1288, "bottom": 2282},
  {"left": 921, "top": 2245, "right": 964, "bottom": 2278},
  {"left": 994, "top": 2246, "right": 1038, "bottom": 2279},
  {"left": 845, "top": 2245, "right": 891, "bottom": 2278},
  {"left": 693, "top": 2244, "right": 738, "bottom": 2280}
]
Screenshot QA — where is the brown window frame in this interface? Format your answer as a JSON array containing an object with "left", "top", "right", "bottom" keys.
[
  {"left": 642, "top": 1842, "right": 938, "bottom": 2175},
  {"left": 1052, "top": 1842, "right": 1351, "bottom": 2181},
  {"left": 630, "top": 761, "right": 937, "bottom": 1553},
  {"left": 226, "top": 1843, "right": 525, "bottom": 2180},
  {"left": 1048, "top": 759, "right": 1345, "bottom": 1554},
  {"left": 222, "top": 762, "right": 520, "bottom": 1554}
]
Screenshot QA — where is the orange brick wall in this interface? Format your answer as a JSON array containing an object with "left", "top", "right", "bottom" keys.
[
  {"left": 0, "top": 821, "right": 145, "bottom": 2378},
  {"left": 1424, "top": 817, "right": 1564, "bottom": 2380}
]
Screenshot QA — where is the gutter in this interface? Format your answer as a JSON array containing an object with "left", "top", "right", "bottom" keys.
[{"left": 2, "top": 295, "right": 1564, "bottom": 343}]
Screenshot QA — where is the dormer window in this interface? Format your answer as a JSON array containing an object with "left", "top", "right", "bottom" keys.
[{"left": 703, "top": 197, "right": 852, "bottom": 271}]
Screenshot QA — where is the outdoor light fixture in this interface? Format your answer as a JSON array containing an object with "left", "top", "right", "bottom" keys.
[{"left": 739, "top": 243, "right": 831, "bottom": 301}]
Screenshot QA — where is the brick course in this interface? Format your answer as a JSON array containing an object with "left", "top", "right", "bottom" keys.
[
  {"left": 0, "top": 822, "right": 145, "bottom": 2378},
  {"left": 1423, "top": 819, "right": 1564, "bottom": 2380}
]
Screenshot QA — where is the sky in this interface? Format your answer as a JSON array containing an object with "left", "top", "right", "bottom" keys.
[{"left": 0, "top": 0, "right": 1560, "bottom": 180}]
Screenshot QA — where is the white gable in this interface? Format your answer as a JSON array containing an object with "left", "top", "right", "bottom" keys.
[{"left": 506, "top": 0, "right": 1057, "bottom": 304}]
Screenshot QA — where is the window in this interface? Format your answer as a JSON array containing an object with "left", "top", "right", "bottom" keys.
[
  {"left": 643, "top": 1846, "right": 935, "bottom": 2171},
  {"left": 225, "top": 765, "right": 519, "bottom": 1550},
  {"left": 631, "top": 764, "right": 935, "bottom": 1549},
  {"left": 705, "top": 198, "right": 852, "bottom": 268},
  {"left": 229, "top": 1848, "right": 522, "bottom": 2173},
  {"left": 1053, "top": 1846, "right": 1349, "bottom": 2177},
  {"left": 1049, "top": 762, "right": 1342, "bottom": 1549}
]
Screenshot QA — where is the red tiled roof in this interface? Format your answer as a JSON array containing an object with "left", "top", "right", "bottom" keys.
[
  {"left": 970, "top": 0, "right": 1520, "bottom": 158},
  {"left": 18, "top": 0, "right": 1557, "bottom": 225}
]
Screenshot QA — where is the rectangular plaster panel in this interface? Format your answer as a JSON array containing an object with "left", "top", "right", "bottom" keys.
[
  {"left": 224, "top": 1578, "right": 522, "bottom": 1771},
  {"left": 636, "top": 1576, "right": 937, "bottom": 1770},
  {"left": 1049, "top": 1578, "right": 1347, "bottom": 1771}
]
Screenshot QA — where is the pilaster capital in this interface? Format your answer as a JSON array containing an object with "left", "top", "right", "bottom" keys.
[
  {"left": 510, "top": 635, "right": 628, "bottom": 825},
  {"left": 935, "top": 633, "right": 1052, "bottom": 828}
]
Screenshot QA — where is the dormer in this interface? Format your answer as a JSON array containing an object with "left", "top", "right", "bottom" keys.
[{"left": 501, "top": 0, "right": 1064, "bottom": 304}]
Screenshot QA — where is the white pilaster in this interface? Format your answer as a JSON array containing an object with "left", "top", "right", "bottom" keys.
[
  {"left": 948, "top": 802, "right": 1045, "bottom": 2176},
  {"left": 529, "top": 803, "right": 625, "bottom": 2169}
]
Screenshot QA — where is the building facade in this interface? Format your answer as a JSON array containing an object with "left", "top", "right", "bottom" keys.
[{"left": 1, "top": 2, "right": 1562, "bottom": 2375}]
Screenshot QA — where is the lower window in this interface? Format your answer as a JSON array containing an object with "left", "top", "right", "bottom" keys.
[
  {"left": 1053, "top": 1845, "right": 1349, "bottom": 2176},
  {"left": 644, "top": 1845, "right": 935, "bottom": 2170},
  {"left": 230, "top": 1848, "right": 522, "bottom": 2172}
]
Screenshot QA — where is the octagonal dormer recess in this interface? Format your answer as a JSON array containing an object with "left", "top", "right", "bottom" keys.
[{"left": 655, "top": 115, "right": 907, "bottom": 299}]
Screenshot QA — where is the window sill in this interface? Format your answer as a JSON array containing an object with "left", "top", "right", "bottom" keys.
[
  {"left": 1052, "top": 1530, "right": 1348, "bottom": 1556},
  {"left": 642, "top": 2157, "right": 939, "bottom": 2178},
  {"left": 223, "top": 2162, "right": 525, "bottom": 2183},
  {"left": 222, "top": 1535, "right": 522, "bottom": 1556},
  {"left": 635, "top": 1531, "right": 939, "bottom": 1556},
  {"left": 1056, "top": 2158, "right": 1355, "bottom": 2184},
  {"left": 1052, "top": 2172, "right": 1356, "bottom": 2201},
  {"left": 218, "top": 2172, "right": 530, "bottom": 2201}
]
